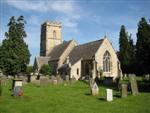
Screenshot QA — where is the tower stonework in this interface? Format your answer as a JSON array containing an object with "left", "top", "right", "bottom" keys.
[{"left": 40, "top": 21, "right": 62, "bottom": 56}]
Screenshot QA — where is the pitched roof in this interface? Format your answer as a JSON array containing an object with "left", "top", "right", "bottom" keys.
[
  {"left": 49, "top": 40, "right": 72, "bottom": 60},
  {"left": 69, "top": 39, "right": 104, "bottom": 65},
  {"left": 35, "top": 56, "right": 50, "bottom": 69}
]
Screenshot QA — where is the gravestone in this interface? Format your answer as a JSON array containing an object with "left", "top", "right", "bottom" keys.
[
  {"left": 13, "top": 79, "right": 23, "bottom": 97},
  {"left": 53, "top": 79, "right": 58, "bottom": 85},
  {"left": 89, "top": 78, "right": 95, "bottom": 88},
  {"left": 57, "top": 75, "right": 63, "bottom": 84},
  {"left": 40, "top": 78, "right": 49, "bottom": 86},
  {"left": 91, "top": 82, "right": 99, "bottom": 96},
  {"left": 129, "top": 75, "right": 139, "bottom": 95},
  {"left": 32, "top": 80, "right": 40, "bottom": 86},
  {"left": 106, "top": 89, "right": 113, "bottom": 101},
  {"left": 70, "top": 77, "right": 76, "bottom": 84},
  {"left": 65, "top": 75, "right": 70, "bottom": 83},
  {"left": 121, "top": 84, "right": 127, "bottom": 97},
  {"left": 144, "top": 74, "right": 150, "bottom": 81}
]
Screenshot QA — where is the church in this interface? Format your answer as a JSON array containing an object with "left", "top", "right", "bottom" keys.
[{"left": 34, "top": 21, "right": 122, "bottom": 80}]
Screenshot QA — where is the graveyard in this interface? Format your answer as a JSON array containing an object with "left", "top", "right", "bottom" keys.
[{"left": 0, "top": 76, "right": 150, "bottom": 113}]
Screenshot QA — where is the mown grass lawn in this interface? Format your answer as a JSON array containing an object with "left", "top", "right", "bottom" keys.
[{"left": 0, "top": 80, "right": 150, "bottom": 113}]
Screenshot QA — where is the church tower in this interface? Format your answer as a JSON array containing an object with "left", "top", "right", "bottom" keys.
[{"left": 40, "top": 21, "right": 62, "bottom": 56}]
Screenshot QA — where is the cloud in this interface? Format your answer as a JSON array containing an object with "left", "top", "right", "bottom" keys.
[{"left": 5, "top": 0, "right": 81, "bottom": 32}]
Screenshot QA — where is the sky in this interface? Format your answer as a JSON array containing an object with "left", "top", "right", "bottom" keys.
[{"left": 0, "top": 0, "right": 150, "bottom": 65}]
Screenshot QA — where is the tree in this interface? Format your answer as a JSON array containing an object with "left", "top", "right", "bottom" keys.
[
  {"left": 40, "top": 64, "right": 52, "bottom": 76},
  {"left": 0, "top": 16, "right": 30, "bottom": 75},
  {"left": 26, "top": 66, "right": 33, "bottom": 74},
  {"left": 128, "top": 34, "right": 136, "bottom": 73},
  {"left": 119, "top": 25, "right": 135, "bottom": 74},
  {"left": 136, "top": 17, "right": 150, "bottom": 75}
]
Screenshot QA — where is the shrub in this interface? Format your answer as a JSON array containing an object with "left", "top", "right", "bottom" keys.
[{"left": 40, "top": 64, "right": 52, "bottom": 76}]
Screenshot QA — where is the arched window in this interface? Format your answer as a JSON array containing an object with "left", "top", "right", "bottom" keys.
[
  {"left": 53, "top": 30, "right": 56, "bottom": 38},
  {"left": 103, "top": 51, "right": 111, "bottom": 72}
]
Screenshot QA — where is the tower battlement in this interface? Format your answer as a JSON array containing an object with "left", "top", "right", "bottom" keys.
[
  {"left": 42, "top": 21, "right": 61, "bottom": 27},
  {"left": 40, "top": 20, "right": 62, "bottom": 56}
]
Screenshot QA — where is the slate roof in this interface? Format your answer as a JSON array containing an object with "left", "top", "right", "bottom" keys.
[
  {"left": 49, "top": 40, "right": 72, "bottom": 61},
  {"left": 69, "top": 39, "right": 104, "bottom": 65}
]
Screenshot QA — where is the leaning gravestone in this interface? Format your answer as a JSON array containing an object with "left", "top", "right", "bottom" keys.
[
  {"left": 40, "top": 77, "right": 49, "bottom": 86},
  {"left": 89, "top": 78, "right": 95, "bottom": 88},
  {"left": 129, "top": 74, "right": 139, "bottom": 95},
  {"left": 106, "top": 89, "right": 113, "bottom": 101},
  {"left": 121, "top": 84, "right": 127, "bottom": 97},
  {"left": 91, "top": 82, "right": 99, "bottom": 96}
]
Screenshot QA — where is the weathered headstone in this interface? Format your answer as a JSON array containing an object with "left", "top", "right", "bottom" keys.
[
  {"left": 13, "top": 86, "right": 23, "bottom": 97},
  {"left": 30, "top": 75, "right": 37, "bottom": 82},
  {"left": 91, "top": 82, "right": 99, "bottom": 96},
  {"left": 57, "top": 75, "right": 63, "bottom": 84},
  {"left": 144, "top": 74, "right": 150, "bottom": 81},
  {"left": 13, "top": 79, "right": 23, "bottom": 97},
  {"left": 40, "top": 78, "right": 49, "bottom": 86},
  {"left": 121, "top": 84, "right": 127, "bottom": 97},
  {"left": 65, "top": 75, "right": 70, "bottom": 83},
  {"left": 89, "top": 78, "right": 95, "bottom": 88},
  {"left": 129, "top": 75, "right": 139, "bottom": 95},
  {"left": 106, "top": 89, "right": 113, "bottom": 101},
  {"left": 12, "top": 79, "right": 23, "bottom": 88},
  {"left": 53, "top": 79, "right": 58, "bottom": 85},
  {"left": 32, "top": 80, "right": 40, "bottom": 86},
  {"left": 70, "top": 76, "right": 76, "bottom": 84}
]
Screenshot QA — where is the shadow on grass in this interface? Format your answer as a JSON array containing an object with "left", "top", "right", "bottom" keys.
[
  {"left": 98, "top": 97, "right": 105, "bottom": 101},
  {"left": 137, "top": 81, "right": 150, "bottom": 92},
  {"left": 84, "top": 93, "right": 91, "bottom": 96}
]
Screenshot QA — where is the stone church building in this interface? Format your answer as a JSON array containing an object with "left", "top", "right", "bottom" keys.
[{"left": 34, "top": 21, "right": 122, "bottom": 80}]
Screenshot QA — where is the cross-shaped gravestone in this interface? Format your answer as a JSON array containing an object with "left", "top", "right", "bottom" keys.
[{"left": 129, "top": 75, "right": 139, "bottom": 95}]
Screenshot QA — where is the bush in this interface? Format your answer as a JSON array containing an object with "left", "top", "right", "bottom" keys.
[{"left": 40, "top": 64, "right": 52, "bottom": 76}]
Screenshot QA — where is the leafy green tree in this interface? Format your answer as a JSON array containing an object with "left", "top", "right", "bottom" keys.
[
  {"left": 40, "top": 64, "right": 52, "bottom": 76},
  {"left": 136, "top": 17, "right": 150, "bottom": 75},
  {"left": 26, "top": 66, "right": 33, "bottom": 74},
  {"left": 0, "top": 16, "right": 30, "bottom": 75}
]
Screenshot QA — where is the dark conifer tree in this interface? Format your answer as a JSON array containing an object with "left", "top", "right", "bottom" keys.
[
  {"left": 119, "top": 25, "right": 130, "bottom": 74},
  {"left": 136, "top": 17, "right": 150, "bottom": 75},
  {"left": 0, "top": 16, "right": 30, "bottom": 75}
]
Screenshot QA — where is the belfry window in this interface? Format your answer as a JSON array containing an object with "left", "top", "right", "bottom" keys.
[
  {"left": 53, "top": 30, "right": 56, "bottom": 38},
  {"left": 103, "top": 51, "right": 111, "bottom": 72}
]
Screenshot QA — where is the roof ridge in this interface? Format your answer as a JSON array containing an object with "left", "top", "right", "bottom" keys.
[{"left": 76, "top": 39, "right": 104, "bottom": 47}]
